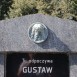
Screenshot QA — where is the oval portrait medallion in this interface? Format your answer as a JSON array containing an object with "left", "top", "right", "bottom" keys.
[{"left": 28, "top": 22, "right": 48, "bottom": 43}]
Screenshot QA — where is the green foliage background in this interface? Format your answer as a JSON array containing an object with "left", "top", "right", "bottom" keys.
[{"left": 0, "top": 0, "right": 77, "bottom": 21}]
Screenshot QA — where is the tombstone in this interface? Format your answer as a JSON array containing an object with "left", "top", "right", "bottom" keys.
[{"left": 0, "top": 14, "right": 77, "bottom": 77}]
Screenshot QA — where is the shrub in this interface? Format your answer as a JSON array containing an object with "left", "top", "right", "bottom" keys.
[
  {"left": 0, "top": 0, "right": 77, "bottom": 21},
  {"left": 0, "top": 0, "right": 13, "bottom": 20}
]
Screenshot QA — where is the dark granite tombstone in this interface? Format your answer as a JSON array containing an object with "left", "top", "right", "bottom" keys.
[{"left": 6, "top": 53, "right": 69, "bottom": 77}]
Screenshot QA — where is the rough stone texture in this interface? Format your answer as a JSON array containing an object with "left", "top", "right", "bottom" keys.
[
  {"left": 70, "top": 54, "right": 77, "bottom": 77},
  {"left": 0, "top": 54, "right": 4, "bottom": 77},
  {"left": 0, "top": 14, "right": 77, "bottom": 52}
]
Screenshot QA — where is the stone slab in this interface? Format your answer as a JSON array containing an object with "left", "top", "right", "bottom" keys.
[
  {"left": 0, "top": 14, "right": 77, "bottom": 52},
  {"left": 70, "top": 54, "right": 77, "bottom": 77},
  {"left": 0, "top": 54, "right": 4, "bottom": 77}
]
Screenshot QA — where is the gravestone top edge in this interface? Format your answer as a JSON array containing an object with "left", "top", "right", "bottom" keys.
[
  {"left": 0, "top": 14, "right": 77, "bottom": 24},
  {"left": 0, "top": 14, "right": 77, "bottom": 52}
]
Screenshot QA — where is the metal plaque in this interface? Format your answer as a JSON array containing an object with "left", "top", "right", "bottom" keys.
[{"left": 28, "top": 22, "right": 48, "bottom": 43}]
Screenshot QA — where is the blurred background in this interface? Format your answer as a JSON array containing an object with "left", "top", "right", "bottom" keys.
[{"left": 0, "top": 0, "right": 77, "bottom": 21}]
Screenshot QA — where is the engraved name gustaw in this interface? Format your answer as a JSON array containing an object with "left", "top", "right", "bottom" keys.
[
  {"left": 23, "top": 59, "right": 53, "bottom": 73},
  {"left": 23, "top": 67, "right": 53, "bottom": 73}
]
